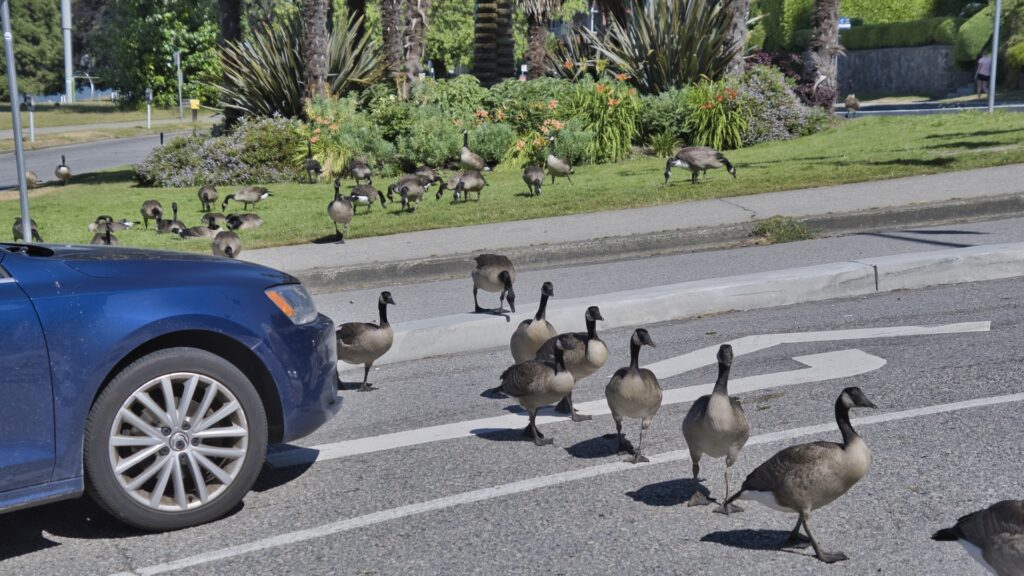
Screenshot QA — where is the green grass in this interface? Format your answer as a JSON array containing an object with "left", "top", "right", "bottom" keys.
[
  {"left": 751, "top": 216, "right": 813, "bottom": 244},
  {"left": 4, "top": 111, "right": 1024, "bottom": 253},
  {"left": 0, "top": 101, "right": 193, "bottom": 130}
]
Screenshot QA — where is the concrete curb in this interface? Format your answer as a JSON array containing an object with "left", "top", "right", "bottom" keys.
[
  {"left": 343, "top": 242, "right": 1024, "bottom": 370},
  {"left": 305, "top": 193, "right": 1024, "bottom": 294}
]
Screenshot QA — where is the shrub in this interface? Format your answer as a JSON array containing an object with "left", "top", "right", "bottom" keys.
[
  {"left": 637, "top": 88, "right": 689, "bottom": 141},
  {"left": 411, "top": 75, "right": 488, "bottom": 116},
  {"left": 955, "top": 3, "right": 994, "bottom": 63},
  {"left": 761, "top": 0, "right": 940, "bottom": 50},
  {"left": 837, "top": 17, "right": 964, "bottom": 50},
  {"left": 752, "top": 216, "right": 812, "bottom": 244},
  {"left": 467, "top": 122, "right": 517, "bottom": 166},
  {"left": 135, "top": 116, "right": 305, "bottom": 187},
  {"left": 683, "top": 79, "right": 747, "bottom": 151},
  {"left": 649, "top": 131, "right": 681, "bottom": 156},
  {"left": 366, "top": 93, "right": 416, "bottom": 143},
  {"left": 738, "top": 65, "right": 829, "bottom": 145},
  {"left": 302, "top": 97, "right": 397, "bottom": 177},
  {"left": 565, "top": 78, "right": 641, "bottom": 162},
  {"left": 397, "top": 106, "right": 462, "bottom": 168},
  {"left": 483, "top": 78, "right": 571, "bottom": 134}
]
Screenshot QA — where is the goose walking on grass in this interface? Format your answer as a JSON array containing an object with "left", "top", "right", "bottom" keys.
[
  {"left": 460, "top": 130, "right": 488, "bottom": 172},
  {"left": 328, "top": 178, "right": 354, "bottom": 243},
  {"left": 523, "top": 165, "right": 544, "bottom": 196},
  {"left": 933, "top": 500, "right": 1024, "bottom": 576},
  {"left": 349, "top": 184, "right": 385, "bottom": 213},
  {"left": 546, "top": 136, "right": 573, "bottom": 184},
  {"left": 211, "top": 230, "right": 241, "bottom": 258},
  {"left": 222, "top": 186, "right": 272, "bottom": 211},
  {"left": 140, "top": 200, "right": 163, "bottom": 229},
  {"left": 605, "top": 328, "right": 661, "bottom": 464},
  {"left": 197, "top": 185, "right": 218, "bottom": 212},
  {"left": 336, "top": 291, "right": 396, "bottom": 392},
  {"left": 664, "top": 147, "right": 735, "bottom": 185},
  {"left": 437, "top": 170, "right": 488, "bottom": 203},
  {"left": 471, "top": 254, "right": 516, "bottom": 314},
  {"left": 535, "top": 306, "right": 607, "bottom": 422},
  {"left": 12, "top": 217, "right": 42, "bottom": 242},
  {"left": 497, "top": 335, "right": 577, "bottom": 446},
  {"left": 304, "top": 142, "right": 322, "bottom": 183},
  {"left": 347, "top": 158, "right": 373, "bottom": 185},
  {"left": 682, "top": 344, "right": 749, "bottom": 514},
  {"left": 725, "top": 387, "right": 877, "bottom": 564},
  {"left": 844, "top": 94, "right": 861, "bottom": 118}
]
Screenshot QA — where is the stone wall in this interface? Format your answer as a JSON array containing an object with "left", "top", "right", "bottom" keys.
[{"left": 838, "top": 45, "right": 972, "bottom": 98}]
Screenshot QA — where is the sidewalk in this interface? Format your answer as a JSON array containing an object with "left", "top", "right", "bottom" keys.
[{"left": 241, "top": 163, "right": 1024, "bottom": 293}]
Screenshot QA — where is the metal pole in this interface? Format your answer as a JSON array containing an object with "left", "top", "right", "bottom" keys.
[
  {"left": 28, "top": 97, "right": 34, "bottom": 142},
  {"left": 2, "top": 1, "right": 32, "bottom": 242},
  {"left": 989, "top": 0, "right": 1002, "bottom": 113},
  {"left": 175, "top": 51, "right": 183, "bottom": 120},
  {"left": 61, "top": 0, "right": 73, "bottom": 103}
]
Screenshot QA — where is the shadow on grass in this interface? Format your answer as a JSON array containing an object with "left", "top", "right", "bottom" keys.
[
  {"left": 834, "top": 157, "right": 956, "bottom": 168},
  {"left": 924, "top": 140, "right": 1015, "bottom": 150},
  {"left": 924, "top": 128, "right": 1021, "bottom": 140},
  {"left": 71, "top": 169, "right": 138, "bottom": 187}
]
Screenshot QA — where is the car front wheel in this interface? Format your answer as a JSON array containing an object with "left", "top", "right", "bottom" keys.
[{"left": 84, "top": 347, "right": 268, "bottom": 531}]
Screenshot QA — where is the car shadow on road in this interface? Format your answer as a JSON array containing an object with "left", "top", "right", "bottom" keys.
[
  {"left": 625, "top": 478, "right": 711, "bottom": 507},
  {"left": 0, "top": 497, "right": 141, "bottom": 561}
]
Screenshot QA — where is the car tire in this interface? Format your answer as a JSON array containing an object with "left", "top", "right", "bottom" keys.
[{"left": 84, "top": 347, "right": 268, "bottom": 531}]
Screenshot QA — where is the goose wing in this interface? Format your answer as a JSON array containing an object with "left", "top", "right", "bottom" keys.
[
  {"left": 499, "top": 361, "right": 550, "bottom": 397},
  {"left": 474, "top": 254, "right": 512, "bottom": 270},
  {"left": 336, "top": 322, "right": 376, "bottom": 345},
  {"left": 739, "top": 441, "right": 842, "bottom": 493}
]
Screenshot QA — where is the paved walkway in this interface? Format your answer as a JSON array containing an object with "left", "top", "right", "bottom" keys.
[{"left": 0, "top": 116, "right": 215, "bottom": 140}]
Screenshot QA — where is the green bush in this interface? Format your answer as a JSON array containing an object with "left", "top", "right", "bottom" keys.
[
  {"left": 397, "top": 106, "right": 462, "bottom": 168},
  {"left": 838, "top": 17, "right": 965, "bottom": 50},
  {"left": 366, "top": 93, "right": 416, "bottom": 143},
  {"left": 761, "top": 0, "right": 941, "bottom": 50},
  {"left": 565, "top": 79, "right": 641, "bottom": 163},
  {"left": 483, "top": 78, "right": 571, "bottom": 134},
  {"left": 637, "top": 89, "right": 690, "bottom": 142},
  {"left": 738, "top": 65, "right": 826, "bottom": 145},
  {"left": 467, "top": 122, "right": 517, "bottom": 165},
  {"left": 411, "top": 75, "right": 489, "bottom": 116},
  {"left": 649, "top": 131, "right": 681, "bottom": 156},
  {"left": 752, "top": 216, "right": 812, "bottom": 244},
  {"left": 683, "top": 79, "right": 747, "bottom": 151},
  {"left": 955, "top": 4, "right": 994, "bottom": 63},
  {"left": 302, "top": 97, "right": 397, "bottom": 177}
]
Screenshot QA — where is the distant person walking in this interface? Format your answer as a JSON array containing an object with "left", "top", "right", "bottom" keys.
[{"left": 976, "top": 52, "right": 993, "bottom": 99}]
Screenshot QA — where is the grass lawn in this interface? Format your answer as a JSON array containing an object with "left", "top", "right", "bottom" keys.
[
  {"left": 0, "top": 101, "right": 193, "bottom": 130},
  {"left": 3, "top": 111, "right": 1024, "bottom": 253}
]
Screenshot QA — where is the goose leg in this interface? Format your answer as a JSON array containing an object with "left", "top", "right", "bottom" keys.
[
  {"left": 566, "top": 173, "right": 573, "bottom": 184},
  {"left": 783, "top": 518, "right": 812, "bottom": 548},
  {"left": 608, "top": 418, "right": 634, "bottom": 454},
  {"left": 800, "top": 514, "right": 847, "bottom": 563},
  {"left": 473, "top": 286, "right": 486, "bottom": 313},
  {"left": 357, "top": 364, "right": 377, "bottom": 392},
  {"left": 630, "top": 422, "right": 649, "bottom": 464},
  {"left": 334, "top": 223, "right": 344, "bottom": 243},
  {"left": 525, "top": 409, "right": 552, "bottom": 446},
  {"left": 686, "top": 456, "right": 713, "bottom": 506},
  {"left": 714, "top": 467, "right": 744, "bottom": 515},
  {"left": 555, "top": 392, "right": 591, "bottom": 421}
]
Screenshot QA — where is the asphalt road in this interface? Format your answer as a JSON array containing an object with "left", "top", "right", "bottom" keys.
[{"left": 1, "top": 276, "right": 1020, "bottom": 575}]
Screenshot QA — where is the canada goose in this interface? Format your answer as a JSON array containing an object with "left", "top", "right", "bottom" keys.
[
  {"left": 349, "top": 184, "right": 385, "bottom": 213},
  {"left": 523, "top": 165, "right": 544, "bottom": 196},
  {"left": 226, "top": 213, "right": 263, "bottom": 231},
  {"left": 682, "top": 344, "right": 750, "bottom": 513},
  {"left": 55, "top": 155, "right": 71, "bottom": 185},
  {"left": 197, "top": 185, "right": 218, "bottom": 212},
  {"left": 304, "top": 142, "right": 322, "bottom": 183},
  {"left": 222, "top": 186, "right": 272, "bottom": 211},
  {"left": 535, "top": 305, "right": 607, "bottom": 422},
  {"left": 498, "top": 335, "right": 577, "bottom": 446},
  {"left": 347, "top": 158, "right": 373, "bottom": 185},
  {"left": 472, "top": 254, "right": 516, "bottom": 314},
  {"left": 90, "top": 218, "right": 117, "bottom": 245},
  {"left": 328, "top": 178, "right": 354, "bottom": 243},
  {"left": 664, "top": 147, "right": 736, "bottom": 185},
  {"left": 336, "top": 291, "right": 396, "bottom": 392},
  {"left": 390, "top": 179, "right": 426, "bottom": 213},
  {"left": 140, "top": 200, "right": 163, "bottom": 229},
  {"left": 605, "top": 328, "right": 661, "bottom": 464},
  {"left": 88, "top": 215, "right": 134, "bottom": 233},
  {"left": 201, "top": 212, "right": 227, "bottom": 228},
  {"left": 12, "top": 217, "right": 43, "bottom": 242},
  {"left": 844, "top": 94, "right": 861, "bottom": 118},
  {"left": 25, "top": 170, "right": 38, "bottom": 189},
  {"left": 156, "top": 201, "right": 185, "bottom": 234},
  {"left": 415, "top": 165, "right": 441, "bottom": 189},
  {"left": 178, "top": 220, "right": 220, "bottom": 239},
  {"left": 510, "top": 281, "right": 557, "bottom": 363},
  {"left": 211, "top": 230, "right": 241, "bottom": 258},
  {"left": 933, "top": 500, "right": 1024, "bottom": 576},
  {"left": 725, "top": 387, "right": 877, "bottom": 564},
  {"left": 460, "top": 130, "right": 487, "bottom": 171},
  {"left": 546, "top": 136, "right": 574, "bottom": 185},
  {"left": 438, "top": 170, "right": 488, "bottom": 203}
]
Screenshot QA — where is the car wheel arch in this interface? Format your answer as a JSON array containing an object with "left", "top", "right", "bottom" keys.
[{"left": 92, "top": 330, "right": 285, "bottom": 443}]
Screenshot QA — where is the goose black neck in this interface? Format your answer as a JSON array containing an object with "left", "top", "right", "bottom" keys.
[
  {"left": 378, "top": 299, "right": 390, "bottom": 327},
  {"left": 713, "top": 362, "right": 731, "bottom": 395},
  {"left": 534, "top": 292, "right": 549, "bottom": 321},
  {"left": 553, "top": 347, "right": 567, "bottom": 371},
  {"left": 586, "top": 318, "right": 597, "bottom": 339},
  {"left": 835, "top": 396, "right": 858, "bottom": 446},
  {"left": 629, "top": 338, "right": 642, "bottom": 370},
  {"left": 463, "top": 132, "right": 469, "bottom": 147}
]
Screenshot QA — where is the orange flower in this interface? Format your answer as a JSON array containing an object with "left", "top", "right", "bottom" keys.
[
  {"left": 533, "top": 136, "right": 545, "bottom": 147},
  {"left": 701, "top": 102, "right": 714, "bottom": 110},
  {"left": 313, "top": 127, "right": 321, "bottom": 134},
  {"left": 608, "top": 97, "right": 620, "bottom": 106},
  {"left": 614, "top": 72, "right": 631, "bottom": 81},
  {"left": 475, "top": 109, "right": 489, "bottom": 118},
  {"left": 716, "top": 94, "right": 724, "bottom": 102},
  {"left": 628, "top": 88, "right": 637, "bottom": 96},
  {"left": 515, "top": 140, "right": 526, "bottom": 150},
  {"left": 495, "top": 110, "right": 506, "bottom": 120},
  {"left": 596, "top": 84, "right": 607, "bottom": 93},
  {"left": 548, "top": 99, "right": 558, "bottom": 109},
  {"left": 564, "top": 60, "right": 574, "bottom": 70},
  {"left": 329, "top": 124, "right": 339, "bottom": 130},
  {"left": 551, "top": 119, "right": 564, "bottom": 130},
  {"left": 540, "top": 126, "right": 549, "bottom": 135},
  {"left": 310, "top": 136, "right": 319, "bottom": 143}
]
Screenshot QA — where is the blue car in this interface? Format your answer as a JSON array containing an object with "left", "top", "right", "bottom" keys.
[{"left": 0, "top": 242, "right": 340, "bottom": 530}]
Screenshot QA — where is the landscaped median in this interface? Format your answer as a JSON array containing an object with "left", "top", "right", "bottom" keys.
[{"left": 3, "top": 112, "right": 1024, "bottom": 251}]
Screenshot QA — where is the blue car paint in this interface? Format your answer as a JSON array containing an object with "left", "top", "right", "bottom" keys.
[{"left": 0, "top": 244, "right": 339, "bottom": 514}]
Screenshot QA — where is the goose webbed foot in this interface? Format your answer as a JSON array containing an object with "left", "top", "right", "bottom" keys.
[
  {"left": 554, "top": 397, "right": 592, "bottom": 421},
  {"left": 357, "top": 383, "right": 377, "bottom": 392},
  {"left": 627, "top": 451, "right": 649, "bottom": 464},
  {"left": 783, "top": 534, "right": 812, "bottom": 549},
  {"left": 686, "top": 492, "right": 714, "bottom": 507},
  {"left": 713, "top": 503, "right": 744, "bottom": 515},
  {"left": 523, "top": 425, "right": 552, "bottom": 446},
  {"left": 816, "top": 551, "right": 848, "bottom": 564}
]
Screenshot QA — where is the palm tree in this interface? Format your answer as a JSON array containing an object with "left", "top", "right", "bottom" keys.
[
  {"left": 724, "top": 0, "right": 750, "bottom": 75},
  {"left": 472, "top": 0, "right": 515, "bottom": 86},
  {"left": 218, "top": 0, "right": 242, "bottom": 44},
  {"left": 300, "top": 0, "right": 330, "bottom": 98},
  {"left": 521, "top": 0, "right": 560, "bottom": 80},
  {"left": 808, "top": 0, "right": 841, "bottom": 109},
  {"left": 406, "top": 0, "right": 430, "bottom": 87},
  {"left": 381, "top": 0, "right": 404, "bottom": 90}
]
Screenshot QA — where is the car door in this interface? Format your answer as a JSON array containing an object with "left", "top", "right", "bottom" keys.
[{"left": 0, "top": 255, "right": 55, "bottom": 490}]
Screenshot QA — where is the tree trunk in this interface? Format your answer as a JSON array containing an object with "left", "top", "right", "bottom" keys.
[
  {"left": 381, "top": 0, "right": 405, "bottom": 92},
  {"left": 724, "top": 0, "right": 750, "bottom": 75},
  {"left": 406, "top": 0, "right": 430, "bottom": 91},
  {"left": 347, "top": 0, "right": 367, "bottom": 43},
  {"left": 808, "top": 0, "right": 840, "bottom": 110},
  {"left": 218, "top": 0, "right": 243, "bottom": 45},
  {"left": 525, "top": 7, "right": 549, "bottom": 80},
  {"left": 473, "top": 0, "right": 515, "bottom": 86},
  {"left": 300, "top": 0, "right": 330, "bottom": 98}
]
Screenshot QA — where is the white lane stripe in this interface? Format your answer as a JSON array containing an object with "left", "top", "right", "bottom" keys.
[
  {"left": 111, "top": 391, "right": 1024, "bottom": 576},
  {"left": 269, "top": 349, "right": 885, "bottom": 467}
]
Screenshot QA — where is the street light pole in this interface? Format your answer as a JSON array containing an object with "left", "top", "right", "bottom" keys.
[
  {"left": 61, "top": 0, "right": 73, "bottom": 103},
  {"left": 174, "top": 51, "right": 183, "bottom": 120},
  {"left": 989, "top": 0, "right": 1003, "bottom": 113},
  {"left": 2, "top": 0, "right": 32, "bottom": 242}
]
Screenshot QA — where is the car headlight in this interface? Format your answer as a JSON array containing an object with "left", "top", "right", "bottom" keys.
[{"left": 265, "top": 284, "right": 318, "bottom": 325}]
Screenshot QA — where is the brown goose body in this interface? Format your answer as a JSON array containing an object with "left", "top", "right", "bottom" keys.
[
  {"left": 156, "top": 202, "right": 185, "bottom": 234},
  {"left": 222, "top": 186, "right": 272, "bottom": 211},
  {"left": 198, "top": 185, "right": 218, "bottom": 212},
  {"left": 90, "top": 224, "right": 118, "bottom": 245},
  {"left": 460, "top": 131, "right": 486, "bottom": 171},
  {"left": 336, "top": 292, "right": 396, "bottom": 391},
  {"left": 606, "top": 329, "right": 661, "bottom": 463},
  {"left": 201, "top": 212, "right": 227, "bottom": 227},
  {"left": 25, "top": 170, "right": 38, "bottom": 189},
  {"left": 12, "top": 217, "right": 42, "bottom": 242},
  {"left": 441, "top": 170, "right": 488, "bottom": 203},
  {"left": 140, "top": 200, "right": 163, "bottom": 229},
  {"left": 933, "top": 500, "right": 1024, "bottom": 576},
  {"left": 327, "top": 178, "right": 354, "bottom": 242},
  {"left": 348, "top": 159, "right": 373, "bottom": 185},
  {"left": 226, "top": 213, "right": 264, "bottom": 231},
  {"left": 545, "top": 137, "right": 573, "bottom": 184},
  {"left": 510, "top": 282, "right": 557, "bottom": 363},
  {"left": 178, "top": 222, "right": 220, "bottom": 239},
  {"left": 535, "top": 306, "right": 607, "bottom": 421},
  {"left": 350, "top": 184, "right": 385, "bottom": 212},
  {"left": 522, "top": 165, "right": 544, "bottom": 196},
  {"left": 89, "top": 217, "right": 134, "bottom": 233},
  {"left": 55, "top": 155, "right": 71, "bottom": 185},
  {"left": 844, "top": 94, "right": 861, "bottom": 118},
  {"left": 665, "top": 147, "right": 735, "bottom": 184},
  {"left": 211, "top": 230, "right": 241, "bottom": 258},
  {"left": 471, "top": 254, "right": 516, "bottom": 313},
  {"left": 498, "top": 335, "right": 577, "bottom": 446}
]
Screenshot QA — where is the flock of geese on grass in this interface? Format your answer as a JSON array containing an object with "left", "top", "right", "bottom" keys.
[{"left": 333, "top": 255, "right": 1023, "bottom": 572}]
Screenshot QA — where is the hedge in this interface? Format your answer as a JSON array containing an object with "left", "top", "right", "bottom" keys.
[
  {"left": 831, "top": 17, "right": 965, "bottom": 51},
  {"left": 954, "top": 4, "right": 994, "bottom": 63}
]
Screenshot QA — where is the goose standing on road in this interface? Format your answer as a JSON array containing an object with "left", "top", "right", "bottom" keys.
[
  {"left": 664, "top": 147, "right": 736, "bottom": 185},
  {"left": 498, "top": 335, "right": 577, "bottom": 446},
  {"left": 211, "top": 230, "right": 241, "bottom": 258},
  {"left": 471, "top": 254, "right": 516, "bottom": 314},
  {"left": 522, "top": 165, "right": 544, "bottom": 196},
  {"left": 460, "top": 130, "right": 487, "bottom": 172},
  {"left": 140, "top": 200, "right": 163, "bottom": 229},
  {"left": 535, "top": 306, "right": 607, "bottom": 422},
  {"left": 156, "top": 202, "right": 185, "bottom": 234},
  {"left": 222, "top": 186, "right": 272, "bottom": 211},
  {"left": 197, "top": 185, "right": 218, "bottom": 212},
  {"left": 12, "top": 217, "right": 43, "bottom": 242},
  {"left": 725, "top": 387, "right": 877, "bottom": 564},
  {"left": 55, "top": 155, "right": 71, "bottom": 185},
  {"left": 682, "top": 344, "right": 750, "bottom": 513},
  {"left": 605, "top": 328, "right": 661, "bottom": 464},
  {"left": 546, "top": 136, "right": 574, "bottom": 184},
  {"left": 933, "top": 500, "right": 1024, "bottom": 576},
  {"left": 510, "top": 281, "right": 557, "bottom": 363},
  {"left": 328, "top": 178, "right": 355, "bottom": 243},
  {"left": 336, "top": 291, "right": 396, "bottom": 392},
  {"left": 304, "top": 142, "right": 323, "bottom": 183}
]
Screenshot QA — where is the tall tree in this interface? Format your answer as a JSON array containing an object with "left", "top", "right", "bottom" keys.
[
  {"left": 724, "top": 0, "right": 750, "bottom": 75},
  {"left": 300, "top": 0, "right": 330, "bottom": 97},
  {"left": 381, "top": 0, "right": 404, "bottom": 89},
  {"left": 405, "top": 0, "right": 430, "bottom": 87},
  {"left": 807, "top": 0, "right": 840, "bottom": 109},
  {"left": 472, "top": 0, "right": 514, "bottom": 86},
  {"left": 426, "top": 0, "right": 474, "bottom": 78},
  {"left": 219, "top": 0, "right": 243, "bottom": 44},
  {"left": 0, "top": 0, "right": 63, "bottom": 100},
  {"left": 521, "top": 0, "right": 560, "bottom": 80}
]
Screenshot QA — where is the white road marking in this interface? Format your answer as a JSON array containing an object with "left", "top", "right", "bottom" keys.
[
  {"left": 268, "top": 322, "right": 988, "bottom": 468},
  {"left": 270, "top": 349, "right": 883, "bottom": 467},
  {"left": 111, "top": 391, "right": 1024, "bottom": 576}
]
